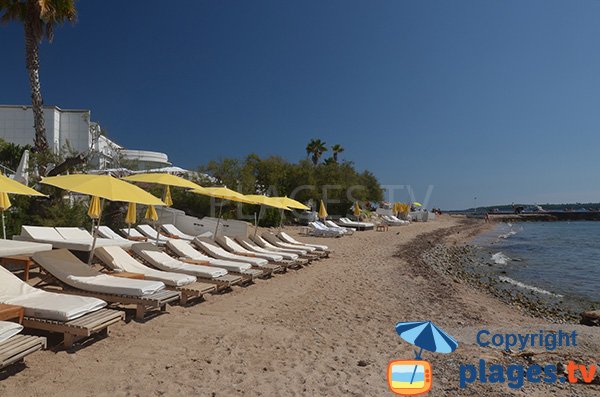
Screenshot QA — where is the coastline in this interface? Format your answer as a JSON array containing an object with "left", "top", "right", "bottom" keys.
[
  {"left": 1, "top": 217, "right": 598, "bottom": 396},
  {"left": 418, "top": 220, "right": 579, "bottom": 323}
]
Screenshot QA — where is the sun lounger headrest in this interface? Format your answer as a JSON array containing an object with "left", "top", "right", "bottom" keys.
[
  {"left": 131, "top": 242, "right": 162, "bottom": 254},
  {"left": 0, "top": 265, "right": 40, "bottom": 300},
  {"left": 95, "top": 246, "right": 141, "bottom": 271},
  {"left": 55, "top": 227, "right": 93, "bottom": 240},
  {"left": 0, "top": 320, "right": 24, "bottom": 343},
  {"left": 33, "top": 249, "right": 101, "bottom": 279},
  {"left": 98, "top": 226, "right": 127, "bottom": 240},
  {"left": 21, "top": 226, "right": 65, "bottom": 241}
]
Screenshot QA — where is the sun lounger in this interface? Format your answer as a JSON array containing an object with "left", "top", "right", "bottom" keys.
[
  {"left": 136, "top": 224, "right": 173, "bottom": 244},
  {"left": 96, "top": 226, "right": 130, "bottom": 241},
  {"left": 33, "top": 250, "right": 180, "bottom": 321},
  {"left": 119, "top": 228, "right": 151, "bottom": 242},
  {"left": 95, "top": 246, "right": 216, "bottom": 304},
  {"left": 14, "top": 226, "right": 132, "bottom": 250},
  {"left": 0, "top": 321, "right": 46, "bottom": 370},
  {"left": 166, "top": 240, "right": 263, "bottom": 282},
  {"left": 161, "top": 224, "right": 196, "bottom": 241},
  {"left": 249, "top": 234, "right": 318, "bottom": 258},
  {"left": 54, "top": 227, "right": 134, "bottom": 249},
  {"left": 389, "top": 215, "right": 410, "bottom": 225},
  {"left": 131, "top": 243, "right": 243, "bottom": 290},
  {"left": 193, "top": 238, "right": 279, "bottom": 275},
  {"left": 324, "top": 220, "right": 354, "bottom": 235},
  {"left": 235, "top": 237, "right": 309, "bottom": 266},
  {"left": 338, "top": 217, "right": 375, "bottom": 231},
  {"left": 0, "top": 239, "right": 52, "bottom": 257},
  {"left": 215, "top": 236, "right": 290, "bottom": 270},
  {"left": 0, "top": 266, "right": 123, "bottom": 347},
  {"left": 276, "top": 232, "right": 332, "bottom": 254},
  {"left": 314, "top": 221, "right": 347, "bottom": 236},
  {"left": 381, "top": 215, "right": 406, "bottom": 226},
  {"left": 262, "top": 233, "right": 323, "bottom": 254},
  {"left": 308, "top": 222, "right": 344, "bottom": 237}
]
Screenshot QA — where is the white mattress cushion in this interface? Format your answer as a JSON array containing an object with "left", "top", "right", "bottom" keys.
[
  {"left": 167, "top": 240, "right": 208, "bottom": 260},
  {"left": 0, "top": 321, "right": 23, "bottom": 343},
  {"left": 96, "top": 246, "right": 196, "bottom": 287},
  {"left": 133, "top": 245, "right": 228, "bottom": 279},
  {"left": 196, "top": 239, "right": 269, "bottom": 266},
  {"left": 0, "top": 239, "right": 52, "bottom": 256},
  {"left": 33, "top": 249, "right": 165, "bottom": 296},
  {"left": 167, "top": 241, "right": 251, "bottom": 272},
  {"left": 0, "top": 266, "right": 106, "bottom": 321}
]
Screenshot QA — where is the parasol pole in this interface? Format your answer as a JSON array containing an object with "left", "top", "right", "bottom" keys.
[
  {"left": 88, "top": 198, "right": 104, "bottom": 265},
  {"left": 254, "top": 205, "right": 264, "bottom": 239},
  {"left": 410, "top": 347, "right": 424, "bottom": 384},
  {"left": 1, "top": 210, "right": 5, "bottom": 239},
  {"left": 214, "top": 200, "right": 223, "bottom": 240},
  {"left": 155, "top": 206, "right": 163, "bottom": 245},
  {"left": 279, "top": 208, "right": 284, "bottom": 229}
]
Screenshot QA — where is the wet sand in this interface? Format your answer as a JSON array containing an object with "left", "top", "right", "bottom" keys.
[{"left": 1, "top": 216, "right": 598, "bottom": 396}]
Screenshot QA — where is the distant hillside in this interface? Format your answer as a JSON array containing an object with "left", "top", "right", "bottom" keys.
[{"left": 459, "top": 202, "right": 600, "bottom": 212}]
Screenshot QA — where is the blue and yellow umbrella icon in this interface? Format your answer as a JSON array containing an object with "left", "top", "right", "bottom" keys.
[{"left": 394, "top": 321, "right": 458, "bottom": 387}]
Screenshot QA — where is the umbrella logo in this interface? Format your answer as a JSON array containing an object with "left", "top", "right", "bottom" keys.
[{"left": 387, "top": 321, "right": 458, "bottom": 396}]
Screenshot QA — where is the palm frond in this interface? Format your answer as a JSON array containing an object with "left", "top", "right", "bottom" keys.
[{"left": 0, "top": 0, "right": 26, "bottom": 23}]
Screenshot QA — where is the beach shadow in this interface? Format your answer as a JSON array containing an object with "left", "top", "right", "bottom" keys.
[{"left": 0, "top": 362, "right": 28, "bottom": 380}]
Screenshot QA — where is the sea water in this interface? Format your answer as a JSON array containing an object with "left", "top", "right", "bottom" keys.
[{"left": 472, "top": 221, "right": 600, "bottom": 305}]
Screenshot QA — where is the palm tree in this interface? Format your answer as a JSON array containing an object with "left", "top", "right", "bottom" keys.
[
  {"left": 0, "top": 0, "right": 77, "bottom": 153},
  {"left": 305, "top": 139, "right": 327, "bottom": 165},
  {"left": 331, "top": 144, "right": 344, "bottom": 162}
]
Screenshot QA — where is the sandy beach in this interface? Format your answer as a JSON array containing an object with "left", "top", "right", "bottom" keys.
[{"left": 1, "top": 216, "right": 598, "bottom": 396}]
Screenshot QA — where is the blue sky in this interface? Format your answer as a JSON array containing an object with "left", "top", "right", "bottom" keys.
[{"left": 2, "top": 0, "right": 600, "bottom": 209}]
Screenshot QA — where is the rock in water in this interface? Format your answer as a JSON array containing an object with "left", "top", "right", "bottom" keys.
[{"left": 580, "top": 310, "right": 600, "bottom": 326}]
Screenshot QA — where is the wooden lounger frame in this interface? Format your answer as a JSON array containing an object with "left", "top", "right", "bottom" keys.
[
  {"left": 21, "top": 308, "right": 123, "bottom": 348},
  {"left": 0, "top": 334, "right": 46, "bottom": 369},
  {"left": 35, "top": 268, "right": 181, "bottom": 321},
  {"left": 171, "top": 282, "right": 216, "bottom": 304}
]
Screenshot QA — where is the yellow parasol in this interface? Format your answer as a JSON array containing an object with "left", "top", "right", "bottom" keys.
[
  {"left": 271, "top": 196, "right": 310, "bottom": 211},
  {"left": 162, "top": 186, "right": 173, "bottom": 207},
  {"left": 353, "top": 202, "right": 361, "bottom": 217},
  {"left": 0, "top": 173, "right": 47, "bottom": 196},
  {"left": 244, "top": 194, "right": 291, "bottom": 237},
  {"left": 87, "top": 196, "right": 102, "bottom": 219},
  {"left": 190, "top": 187, "right": 259, "bottom": 237},
  {"left": 123, "top": 173, "right": 204, "bottom": 242},
  {"left": 41, "top": 174, "right": 166, "bottom": 264},
  {"left": 123, "top": 173, "right": 203, "bottom": 190},
  {"left": 0, "top": 192, "right": 11, "bottom": 240},
  {"left": 0, "top": 173, "right": 46, "bottom": 239},
  {"left": 0, "top": 192, "right": 11, "bottom": 211},
  {"left": 125, "top": 202, "right": 137, "bottom": 235},
  {"left": 413, "top": 202, "right": 423, "bottom": 207},
  {"left": 244, "top": 195, "right": 290, "bottom": 210},
  {"left": 145, "top": 205, "right": 158, "bottom": 221},
  {"left": 41, "top": 175, "right": 165, "bottom": 205},
  {"left": 318, "top": 200, "right": 328, "bottom": 220}
]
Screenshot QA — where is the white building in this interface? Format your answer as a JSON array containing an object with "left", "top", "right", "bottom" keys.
[{"left": 0, "top": 105, "right": 171, "bottom": 170}]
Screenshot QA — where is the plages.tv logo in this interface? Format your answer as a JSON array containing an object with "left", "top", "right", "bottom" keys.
[{"left": 387, "top": 321, "right": 458, "bottom": 396}]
